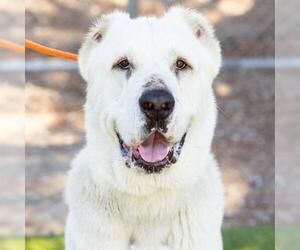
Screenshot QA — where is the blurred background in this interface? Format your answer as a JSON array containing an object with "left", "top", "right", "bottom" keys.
[
  {"left": 0, "top": 0, "right": 25, "bottom": 244},
  {"left": 276, "top": 0, "right": 300, "bottom": 249},
  {"left": 2, "top": 0, "right": 277, "bottom": 249},
  {"left": 24, "top": 0, "right": 274, "bottom": 244}
]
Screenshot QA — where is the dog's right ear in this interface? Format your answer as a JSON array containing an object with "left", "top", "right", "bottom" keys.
[{"left": 79, "top": 11, "right": 129, "bottom": 81}]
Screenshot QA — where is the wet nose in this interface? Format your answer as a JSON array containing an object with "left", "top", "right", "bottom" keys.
[{"left": 139, "top": 89, "right": 175, "bottom": 121}]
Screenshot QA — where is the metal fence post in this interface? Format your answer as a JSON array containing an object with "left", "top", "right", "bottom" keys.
[{"left": 128, "top": 0, "right": 138, "bottom": 18}]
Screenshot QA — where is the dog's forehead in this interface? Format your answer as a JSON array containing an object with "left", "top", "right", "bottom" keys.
[
  {"left": 109, "top": 16, "right": 192, "bottom": 46},
  {"left": 103, "top": 16, "right": 198, "bottom": 61}
]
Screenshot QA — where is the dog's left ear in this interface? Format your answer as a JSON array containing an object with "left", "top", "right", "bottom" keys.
[
  {"left": 165, "top": 6, "right": 216, "bottom": 40},
  {"left": 166, "top": 6, "right": 221, "bottom": 79}
]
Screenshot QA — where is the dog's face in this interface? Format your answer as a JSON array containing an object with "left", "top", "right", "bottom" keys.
[{"left": 79, "top": 7, "right": 221, "bottom": 183}]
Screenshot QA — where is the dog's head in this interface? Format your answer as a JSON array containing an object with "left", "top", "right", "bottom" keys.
[{"left": 79, "top": 7, "right": 221, "bottom": 190}]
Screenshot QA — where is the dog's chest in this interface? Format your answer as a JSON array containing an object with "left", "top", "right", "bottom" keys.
[
  {"left": 117, "top": 189, "right": 184, "bottom": 225},
  {"left": 116, "top": 189, "right": 184, "bottom": 245}
]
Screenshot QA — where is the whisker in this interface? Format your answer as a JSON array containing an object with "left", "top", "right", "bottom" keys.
[{"left": 216, "top": 105, "right": 228, "bottom": 119}]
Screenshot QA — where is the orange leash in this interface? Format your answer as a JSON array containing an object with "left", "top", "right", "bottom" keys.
[
  {"left": 0, "top": 39, "right": 78, "bottom": 61},
  {"left": 25, "top": 39, "right": 78, "bottom": 61},
  {"left": 0, "top": 39, "right": 25, "bottom": 54}
]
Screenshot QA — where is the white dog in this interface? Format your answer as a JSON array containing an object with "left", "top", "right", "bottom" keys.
[{"left": 65, "top": 6, "right": 224, "bottom": 250}]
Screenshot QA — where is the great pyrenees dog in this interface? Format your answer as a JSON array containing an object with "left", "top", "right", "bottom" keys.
[{"left": 65, "top": 6, "right": 224, "bottom": 250}]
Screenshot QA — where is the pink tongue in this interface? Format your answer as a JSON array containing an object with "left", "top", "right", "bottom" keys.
[{"left": 138, "top": 132, "right": 170, "bottom": 163}]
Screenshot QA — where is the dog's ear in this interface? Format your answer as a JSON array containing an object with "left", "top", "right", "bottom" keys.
[
  {"left": 165, "top": 6, "right": 216, "bottom": 40},
  {"left": 79, "top": 11, "right": 129, "bottom": 81},
  {"left": 87, "top": 11, "right": 129, "bottom": 43},
  {"left": 166, "top": 6, "right": 221, "bottom": 79}
]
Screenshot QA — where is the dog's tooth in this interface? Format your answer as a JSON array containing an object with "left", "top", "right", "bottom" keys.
[{"left": 170, "top": 155, "right": 177, "bottom": 164}]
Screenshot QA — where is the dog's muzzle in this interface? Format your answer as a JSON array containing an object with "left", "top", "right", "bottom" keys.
[
  {"left": 117, "top": 88, "right": 186, "bottom": 174},
  {"left": 117, "top": 131, "right": 186, "bottom": 174}
]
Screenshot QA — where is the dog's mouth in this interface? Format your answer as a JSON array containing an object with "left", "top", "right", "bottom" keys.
[{"left": 117, "top": 131, "right": 186, "bottom": 174}]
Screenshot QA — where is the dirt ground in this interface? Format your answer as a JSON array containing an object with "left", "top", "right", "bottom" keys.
[
  {"left": 25, "top": 0, "right": 274, "bottom": 58},
  {"left": 3, "top": 0, "right": 276, "bottom": 236}
]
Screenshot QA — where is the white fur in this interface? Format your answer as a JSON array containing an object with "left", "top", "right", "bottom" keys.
[{"left": 65, "top": 7, "right": 224, "bottom": 250}]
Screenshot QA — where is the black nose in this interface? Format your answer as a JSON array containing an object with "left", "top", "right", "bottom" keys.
[{"left": 139, "top": 89, "right": 175, "bottom": 121}]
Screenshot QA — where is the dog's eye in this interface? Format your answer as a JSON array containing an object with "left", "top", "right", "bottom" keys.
[
  {"left": 175, "top": 59, "right": 188, "bottom": 70},
  {"left": 117, "top": 59, "right": 131, "bottom": 70}
]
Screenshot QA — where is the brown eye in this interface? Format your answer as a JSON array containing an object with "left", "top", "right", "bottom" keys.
[
  {"left": 117, "top": 59, "right": 130, "bottom": 70},
  {"left": 175, "top": 59, "right": 187, "bottom": 70}
]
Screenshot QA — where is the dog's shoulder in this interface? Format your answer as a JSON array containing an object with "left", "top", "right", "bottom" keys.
[
  {"left": 65, "top": 148, "right": 122, "bottom": 215},
  {"left": 65, "top": 148, "right": 90, "bottom": 206}
]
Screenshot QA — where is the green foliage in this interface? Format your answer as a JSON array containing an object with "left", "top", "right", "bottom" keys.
[
  {"left": 276, "top": 225, "right": 300, "bottom": 250},
  {"left": 223, "top": 225, "right": 275, "bottom": 250},
  {"left": 0, "top": 238, "right": 24, "bottom": 250},
  {"left": 0, "top": 225, "right": 275, "bottom": 250},
  {"left": 26, "top": 236, "right": 64, "bottom": 250}
]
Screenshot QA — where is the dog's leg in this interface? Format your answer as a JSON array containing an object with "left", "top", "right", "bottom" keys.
[
  {"left": 130, "top": 246, "right": 170, "bottom": 250},
  {"left": 65, "top": 151, "right": 130, "bottom": 250},
  {"left": 171, "top": 203, "right": 223, "bottom": 250},
  {"left": 65, "top": 210, "right": 129, "bottom": 250},
  {"left": 65, "top": 215, "right": 76, "bottom": 250},
  {"left": 170, "top": 162, "right": 224, "bottom": 250}
]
